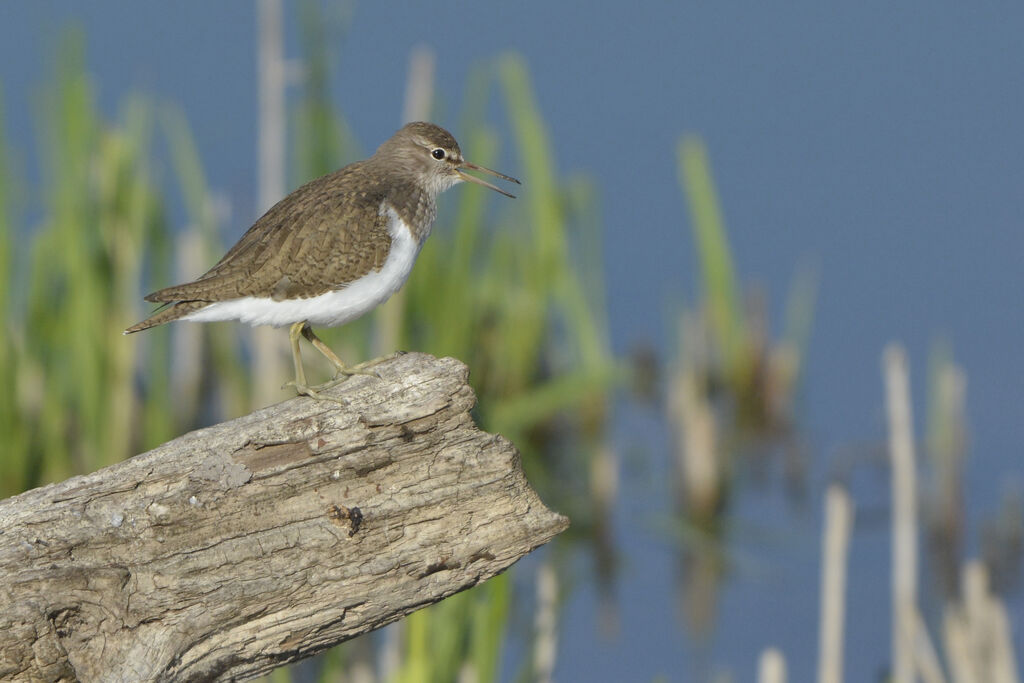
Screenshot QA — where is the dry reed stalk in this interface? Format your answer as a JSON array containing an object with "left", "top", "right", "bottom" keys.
[
  {"left": 374, "top": 46, "right": 436, "bottom": 358},
  {"left": 885, "top": 344, "right": 918, "bottom": 683},
  {"left": 669, "top": 314, "right": 720, "bottom": 518},
  {"left": 944, "top": 561, "right": 1020, "bottom": 683},
  {"left": 905, "top": 605, "right": 947, "bottom": 683},
  {"left": 253, "top": 0, "right": 290, "bottom": 407},
  {"left": 759, "top": 648, "right": 787, "bottom": 683},
  {"left": 533, "top": 561, "right": 559, "bottom": 683},
  {"left": 818, "top": 485, "right": 854, "bottom": 683},
  {"left": 170, "top": 228, "right": 206, "bottom": 423}
]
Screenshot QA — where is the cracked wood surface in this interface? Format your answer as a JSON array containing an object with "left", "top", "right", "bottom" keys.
[{"left": 0, "top": 353, "right": 568, "bottom": 682}]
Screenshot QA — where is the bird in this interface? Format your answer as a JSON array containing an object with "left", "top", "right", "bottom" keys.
[{"left": 125, "top": 122, "right": 519, "bottom": 401}]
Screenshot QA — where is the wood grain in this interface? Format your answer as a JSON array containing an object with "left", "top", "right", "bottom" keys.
[{"left": 0, "top": 352, "right": 567, "bottom": 682}]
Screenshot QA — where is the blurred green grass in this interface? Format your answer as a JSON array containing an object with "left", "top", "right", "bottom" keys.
[
  {"left": 0, "top": 24, "right": 616, "bottom": 683},
  {"left": 669, "top": 135, "right": 816, "bottom": 526}
]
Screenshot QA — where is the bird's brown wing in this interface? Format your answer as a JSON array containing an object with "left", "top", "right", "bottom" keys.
[{"left": 145, "top": 165, "right": 393, "bottom": 303}]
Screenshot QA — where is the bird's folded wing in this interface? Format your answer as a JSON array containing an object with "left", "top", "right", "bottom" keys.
[{"left": 146, "top": 181, "right": 392, "bottom": 303}]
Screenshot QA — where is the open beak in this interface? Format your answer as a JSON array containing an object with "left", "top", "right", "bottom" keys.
[{"left": 456, "top": 161, "right": 521, "bottom": 199}]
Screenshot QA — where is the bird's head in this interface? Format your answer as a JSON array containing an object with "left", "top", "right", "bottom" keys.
[{"left": 376, "top": 122, "right": 520, "bottom": 199}]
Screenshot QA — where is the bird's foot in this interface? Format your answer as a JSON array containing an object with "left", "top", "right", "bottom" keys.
[
  {"left": 325, "top": 357, "right": 395, "bottom": 383},
  {"left": 282, "top": 380, "right": 348, "bottom": 405},
  {"left": 309, "top": 366, "right": 381, "bottom": 393},
  {"left": 349, "top": 351, "right": 406, "bottom": 375},
  {"left": 337, "top": 366, "right": 384, "bottom": 381}
]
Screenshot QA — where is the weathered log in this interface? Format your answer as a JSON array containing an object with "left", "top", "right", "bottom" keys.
[{"left": 0, "top": 353, "right": 567, "bottom": 682}]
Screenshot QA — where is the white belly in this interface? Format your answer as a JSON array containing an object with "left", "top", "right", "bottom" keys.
[{"left": 182, "top": 208, "right": 423, "bottom": 328}]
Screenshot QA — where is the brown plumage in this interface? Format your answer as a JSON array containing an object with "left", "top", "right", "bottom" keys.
[
  {"left": 123, "top": 122, "right": 519, "bottom": 400},
  {"left": 126, "top": 160, "right": 427, "bottom": 332}
]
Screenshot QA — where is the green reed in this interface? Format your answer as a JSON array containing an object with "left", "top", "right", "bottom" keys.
[
  {"left": 0, "top": 34, "right": 167, "bottom": 491},
  {"left": 0, "top": 84, "right": 23, "bottom": 491},
  {"left": 670, "top": 135, "right": 815, "bottom": 528},
  {"left": 160, "top": 106, "right": 252, "bottom": 419},
  {"left": 369, "top": 54, "right": 617, "bottom": 683},
  {"left": 0, "top": 22, "right": 617, "bottom": 683},
  {"left": 675, "top": 135, "right": 814, "bottom": 433}
]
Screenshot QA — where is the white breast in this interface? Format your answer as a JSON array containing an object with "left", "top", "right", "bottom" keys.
[{"left": 182, "top": 207, "right": 423, "bottom": 328}]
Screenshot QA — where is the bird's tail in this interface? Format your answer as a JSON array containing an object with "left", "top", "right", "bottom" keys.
[{"left": 124, "top": 300, "right": 210, "bottom": 335}]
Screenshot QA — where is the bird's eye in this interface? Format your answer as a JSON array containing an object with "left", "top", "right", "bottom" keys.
[{"left": 431, "top": 148, "right": 446, "bottom": 160}]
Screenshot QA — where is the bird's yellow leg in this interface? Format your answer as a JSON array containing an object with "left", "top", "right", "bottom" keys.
[
  {"left": 282, "top": 321, "right": 345, "bottom": 403},
  {"left": 289, "top": 321, "right": 308, "bottom": 388},
  {"left": 300, "top": 324, "right": 381, "bottom": 381}
]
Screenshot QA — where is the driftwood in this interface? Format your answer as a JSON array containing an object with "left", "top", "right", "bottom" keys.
[{"left": 0, "top": 353, "right": 567, "bottom": 682}]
